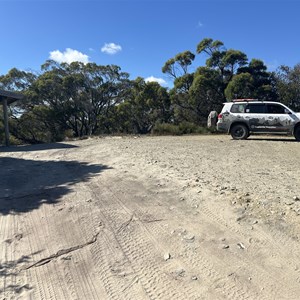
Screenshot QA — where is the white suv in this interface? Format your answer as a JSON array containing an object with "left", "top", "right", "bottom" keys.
[{"left": 217, "top": 99, "right": 300, "bottom": 140}]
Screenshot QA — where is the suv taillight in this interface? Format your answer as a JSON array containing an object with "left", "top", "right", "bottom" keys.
[{"left": 218, "top": 113, "right": 223, "bottom": 119}]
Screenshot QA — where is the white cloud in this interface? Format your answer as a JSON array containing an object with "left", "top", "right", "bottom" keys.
[
  {"left": 197, "top": 21, "right": 204, "bottom": 28},
  {"left": 145, "top": 76, "right": 167, "bottom": 86},
  {"left": 49, "top": 48, "right": 89, "bottom": 64},
  {"left": 101, "top": 43, "right": 122, "bottom": 55}
]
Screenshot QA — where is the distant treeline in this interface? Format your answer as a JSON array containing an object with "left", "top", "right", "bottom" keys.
[{"left": 1, "top": 38, "right": 300, "bottom": 144}]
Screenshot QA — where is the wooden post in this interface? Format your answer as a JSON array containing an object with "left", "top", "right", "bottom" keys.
[{"left": 3, "top": 98, "right": 10, "bottom": 147}]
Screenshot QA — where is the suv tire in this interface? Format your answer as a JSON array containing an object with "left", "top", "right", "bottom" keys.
[
  {"left": 294, "top": 126, "right": 300, "bottom": 141},
  {"left": 230, "top": 124, "right": 249, "bottom": 140}
]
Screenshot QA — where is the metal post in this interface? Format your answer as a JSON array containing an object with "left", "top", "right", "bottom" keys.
[{"left": 3, "top": 98, "right": 10, "bottom": 147}]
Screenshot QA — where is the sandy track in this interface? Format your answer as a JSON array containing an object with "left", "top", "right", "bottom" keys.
[{"left": 1, "top": 135, "right": 300, "bottom": 299}]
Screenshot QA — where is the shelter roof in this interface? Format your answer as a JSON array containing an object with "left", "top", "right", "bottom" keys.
[{"left": 0, "top": 89, "right": 24, "bottom": 105}]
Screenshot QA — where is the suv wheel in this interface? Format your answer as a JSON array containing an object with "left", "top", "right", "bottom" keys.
[
  {"left": 294, "top": 126, "right": 300, "bottom": 141},
  {"left": 230, "top": 124, "right": 249, "bottom": 140}
]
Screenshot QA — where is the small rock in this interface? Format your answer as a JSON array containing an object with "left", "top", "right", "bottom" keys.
[
  {"left": 175, "top": 268, "right": 185, "bottom": 277},
  {"left": 15, "top": 233, "right": 23, "bottom": 241},
  {"left": 191, "top": 275, "right": 198, "bottom": 280},
  {"left": 237, "top": 242, "right": 245, "bottom": 250},
  {"left": 236, "top": 215, "right": 245, "bottom": 222},
  {"left": 285, "top": 199, "right": 294, "bottom": 205},
  {"left": 164, "top": 253, "right": 171, "bottom": 261},
  {"left": 222, "top": 244, "right": 230, "bottom": 249},
  {"left": 183, "top": 234, "right": 195, "bottom": 243},
  {"left": 293, "top": 196, "right": 300, "bottom": 201}
]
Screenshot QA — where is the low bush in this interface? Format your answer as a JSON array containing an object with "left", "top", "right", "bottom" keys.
[{"left": 152, "top": 122, "right": 212, "bottom": 135}]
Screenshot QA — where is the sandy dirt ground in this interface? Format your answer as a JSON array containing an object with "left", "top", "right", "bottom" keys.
[{"left": 1, "top": 135, "right": 300, "bottom": 300}]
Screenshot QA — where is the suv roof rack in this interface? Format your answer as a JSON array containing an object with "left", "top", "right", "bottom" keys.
[{"left": 232, "top": 98, "right": 259, "bottom": 102}]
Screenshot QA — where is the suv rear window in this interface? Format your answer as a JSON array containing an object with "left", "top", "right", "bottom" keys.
[
  {"left": 245, "top": 104, "right": 266, "bottom": 113},
  {"left": 230, "top": 104, "right": 246, "bottom": 113}
]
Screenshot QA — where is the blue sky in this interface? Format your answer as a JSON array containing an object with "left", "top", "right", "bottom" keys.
[{"left": 1, "top": 0, "right": 300, "bottom": 87}]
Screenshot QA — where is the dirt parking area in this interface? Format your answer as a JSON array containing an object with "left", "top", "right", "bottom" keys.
[{"left": 1, "top": 135, "right": 300, "bottom": 300}]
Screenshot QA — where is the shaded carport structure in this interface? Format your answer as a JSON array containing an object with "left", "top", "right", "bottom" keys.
[{"left": 0, "top": 89, "right": 24, "bottom": 146}]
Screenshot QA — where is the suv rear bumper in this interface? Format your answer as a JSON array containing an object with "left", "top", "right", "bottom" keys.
[{"left": 217, "top": 123, "right": 228, "bottom": 133}]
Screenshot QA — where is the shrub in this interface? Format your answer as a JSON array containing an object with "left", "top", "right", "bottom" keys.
[
  {"left": 152, "top": 123, "right": 181, "bottom": 135},
  {"left": 152, "top": 122, "right": 212, "bottom": 135}
]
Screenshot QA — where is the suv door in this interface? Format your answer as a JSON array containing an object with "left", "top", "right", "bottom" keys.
[
  {"left": 244, "top": 103, "right": 267, "bottom": 132},
  {"left": 265, "top": 103, "right": 296, "bottom": 133}
]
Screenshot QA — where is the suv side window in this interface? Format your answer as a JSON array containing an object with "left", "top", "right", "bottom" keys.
[
  {"left": 230, "top": 104, "right": 246, "bottom": 113},
  {"left": 266, "top": 104, "right": 286, "bottom": 114},
  {"left": 245, "top": 104, "right": 266, "bottom": 113}
]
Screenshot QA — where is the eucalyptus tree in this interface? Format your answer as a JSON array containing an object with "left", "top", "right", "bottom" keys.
[
  {"left": 225, "top": 59, "right": 277, "bottom": 101},
  {"left": 196, "top": 38, "right": 248, "bottom": 86},
  {"left": 0, "top": 68, "right": 36, "bottom": 92},
  {"left": 0, "top": 68, "right": 39, "bottom": 143},
  {"left": 162, "top": 51, "right": 197, "bottom": 123},
  {"left": 162, "top": 51, "right": 195, "bottom": 79},
  {"left": 0, "top": 68, "right": 37, "bottom": 113},
  {"left": 188, "top": 67, "right": 224, "bottom": 124},
  {"left": 116, "top": 78, "right": 171, "bottom": 134},
  {"left": 28, "top": 60, "right": 130, "bottom": 137},
  {"left": 275, "top": 64, "right": 300, "bottom": 111}
]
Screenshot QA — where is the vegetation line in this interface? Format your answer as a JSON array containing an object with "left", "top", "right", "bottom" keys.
[{"left": 1, "top": 38, "right": 299, "bottom": 145}]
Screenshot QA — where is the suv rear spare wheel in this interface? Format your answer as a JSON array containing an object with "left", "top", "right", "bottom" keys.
[{"left": 230, "top": 124, "right": 249, "bottom": 140}]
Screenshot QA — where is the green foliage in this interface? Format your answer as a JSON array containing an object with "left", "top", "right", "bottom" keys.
[
  {"left": 25, "top": 61, "right": 131, "bottom": 138},
  {"left": 0, "top": 68, "right": 36, "bottom": 92},
  {"left": 189, "top": 67, "right": 225, "bottom": 123},
  {"left": 275, "top": 64, "right": 300, "bottom": 111},
  {"left": 225, "top": 73, "right": 254, "bottom": 100},
  {"left": 152, "top": 122, "right": 181, "bottom": 135},
  {"left": 0, "top": 109, "right": 4, "bottom": 145},
  {"left": 9, "top": 106, "right": 63, "bottom": 144},
  {"left": 236, "top": 59, "right": 277, "bottom": 101},
  {"left": 162, "top": 51, "right": 195, "bottom": 78},
  {"left": 115, "top": 78, "right": 171, "bottom": 134},
  {"left": 196, "top": 38, "right": 224, "bottom": 55},
  {"left": 225, "top": 59, "right": 277, "bottom": 101},
  {"left": 152, "top": 121, "right": 211, "bottom": 135}
]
